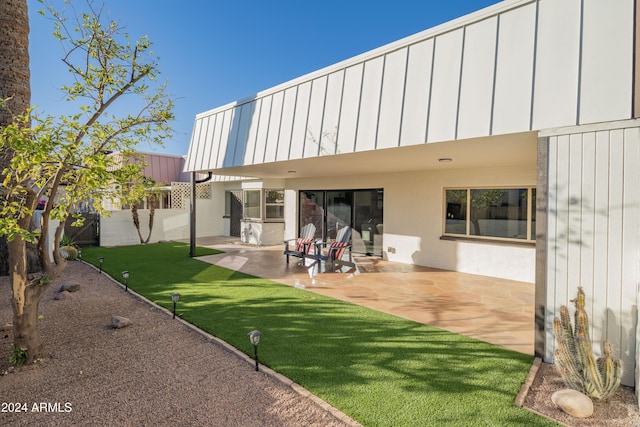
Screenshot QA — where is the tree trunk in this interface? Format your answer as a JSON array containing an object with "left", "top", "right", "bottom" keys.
[
  {"left": 0, "top": 238, "right": 7, "bottom": 276},
  {"left": 0, "top": 236, "right": 40, "bottom": 276},
  {"left": 145, "top": 194, "right": 156, "bottom": 244},
  {"left": 11, "top": 279, "right": 46, "bottom": 363},
  {"left": 471, "top": 218, "right": 482, "bottom": 236},
  {"left": 131, "top": 204, "right": 145, "bottom": 244},
  {"left": 0, "top": 0, "right": 31, "bottom": 276},
  {"left": 8, "top": 226, "right": 47, "bottom": 363},
  {"left": 0, "top": 0, "right": 30, "bottom": 122},
  {"left": 1, "top": 0, "right": 43, "bottom": 362}
]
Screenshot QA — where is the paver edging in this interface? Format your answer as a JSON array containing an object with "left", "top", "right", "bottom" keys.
[
  {"left": 516, "top": 357, "right": 571, "bottom": 426},
  {"left": 515, "top": 356, "right": 541, "bottom": 407}
]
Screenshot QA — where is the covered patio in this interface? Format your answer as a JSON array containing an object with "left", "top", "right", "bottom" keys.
[{"left": 192, "top": 237, "right": 535, "bottom": 355}]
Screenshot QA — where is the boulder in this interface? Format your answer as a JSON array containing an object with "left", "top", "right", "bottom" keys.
[
  {"left": 59, "top": 281, "right": 81, "bottom": 293},
  {"left": 111, "top": 316, "right": 132, "bottom": 329},
  {"left": 551, "top": 389, "right": 594, "bottom": 418},
  {"left": 54, "top": 291, "right": 73, "bottom": 300}
]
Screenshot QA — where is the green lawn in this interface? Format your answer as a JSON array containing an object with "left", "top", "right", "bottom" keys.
[{"left": 82, "top": 242, "right": 557, "bottom": 427}]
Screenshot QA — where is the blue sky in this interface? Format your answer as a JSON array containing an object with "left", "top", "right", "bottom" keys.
[{"left": 28, "top": 0, "right": 500, "bottom": 156}]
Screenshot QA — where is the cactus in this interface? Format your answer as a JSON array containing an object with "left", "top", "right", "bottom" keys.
[
  {"left": 553, "top": 287, "right": 623, "bottom": 400},
  {"left": 60, "top": 245, "right": 78, "bottom": 261}
]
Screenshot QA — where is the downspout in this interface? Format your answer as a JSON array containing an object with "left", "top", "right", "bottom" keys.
[{"left": 190, "top": 171, "right": 213, "bottom": 257}]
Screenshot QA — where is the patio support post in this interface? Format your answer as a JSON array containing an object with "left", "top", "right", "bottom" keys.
[
  {"left": 534, "top": 135, "right": 549, "bottom": 359},
  {"left": 189, "top": 171, "right": 213, "bottom": 257},
  {"left": 190, "top": 171, "right": 196, "bottom": 257}
]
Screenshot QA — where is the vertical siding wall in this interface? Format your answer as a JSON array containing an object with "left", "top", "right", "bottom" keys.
[
  {"left": 185, "top": 0, "right": 633, "bottom": 172},
  {"left": 544, "top": 121, "right": 640, "bottom": 386}
]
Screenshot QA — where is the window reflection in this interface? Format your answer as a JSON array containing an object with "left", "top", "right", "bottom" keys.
[{"left": 444, "top": 188, "right": 535, "bottom": 241}]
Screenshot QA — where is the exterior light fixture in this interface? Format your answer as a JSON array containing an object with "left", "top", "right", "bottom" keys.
[
  {"left": 98, "top": 256, "right": 104, "bottom": 274},
  {"left": 78, "top": 248, "right": 82, "bottom": 259},
  {"left": 247, "top": 330, "right": 262, "bottom": 371},
  {"left": 171, "top": 292, "right": 181, "bottom": 319},
  {"left": 121, "top": 271, "right": 129, "bottom": 292}
]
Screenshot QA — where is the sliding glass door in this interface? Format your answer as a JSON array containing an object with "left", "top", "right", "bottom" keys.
[
  {"left": 299, "top": 191, "right": 325, "bottom": 239},
  {"left": 299, "top": 189, "right": 383, "bottom": 256},
  {"left": 353, "top": 189, "right": 384, "bottom": 256},
  {"left": 326, "top": 191, "right": 352, "bottom": 240}
]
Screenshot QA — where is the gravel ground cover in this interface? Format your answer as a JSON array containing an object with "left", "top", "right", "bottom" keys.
[{"left": 0, "top": 261, "right": 354, "bottom": 427}]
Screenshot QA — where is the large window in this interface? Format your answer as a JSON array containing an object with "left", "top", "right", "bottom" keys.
[
  {"left": 444, "top": 187, "right": 536, "bottom": 242},
  {"left": 265, "top": 190, "right": 284, "bottom": 219},
  {"left": 244, "top": 190, "right": 261, "bottom": 219},
  {"left": 243, "top": 189, "right": 284, "bottom": 221}
]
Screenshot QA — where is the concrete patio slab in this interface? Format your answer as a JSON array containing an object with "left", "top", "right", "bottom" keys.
[{"left": 191, "top": 237, "right": 534, "bottom": 355}]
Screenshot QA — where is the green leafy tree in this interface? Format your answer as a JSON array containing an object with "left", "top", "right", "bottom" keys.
[{"left": 0, "top": 0, "right": 174, "bottom": 363}]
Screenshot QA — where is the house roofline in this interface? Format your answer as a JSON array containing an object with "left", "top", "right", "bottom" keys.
[
  {"left": 538, "top": 118, "right": 640, "bottom": 137},
  {"left": 195, "top": 0, "right": 536, "bottom": 120}
]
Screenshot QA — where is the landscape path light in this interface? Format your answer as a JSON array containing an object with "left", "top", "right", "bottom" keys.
[
  {"left": 171, "top": 292, "right": 181, "bottom": 319},
  {"left": 98, "top": 256, "right": 104, "bottom": 274},
  {"left": 248, "top": 330, "right": 262, "bottom": 371},
  {"left": 121, "top": 271, "right": 129, "bottom": 292}
]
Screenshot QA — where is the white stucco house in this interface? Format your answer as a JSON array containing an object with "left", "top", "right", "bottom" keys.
[{"left": 184, "top": 0, "right": 640, "bottom": 388}]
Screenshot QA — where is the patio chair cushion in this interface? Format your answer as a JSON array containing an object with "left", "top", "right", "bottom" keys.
[
  {"left": 295, "top": 237, "right": 314, "bottom": 253},
  {"left": 327, "top": 241, "right": 347, "bottom": 260}
]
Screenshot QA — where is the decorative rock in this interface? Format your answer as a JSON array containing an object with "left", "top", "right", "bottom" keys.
[
  {"left": 59, "top": 281, "right": 81, "bottom": 293},
  {"left": 54, "top": 291, "right": 73, "bottom": 300},
  {"left": 2, "top": 323, "right": 12, "bottom": 332},
  {"left": 551, "top": 389, "right": 594, "bottom": 418},
  {"left": 111, "top": 316, "right": 132, "bottom": 329}
]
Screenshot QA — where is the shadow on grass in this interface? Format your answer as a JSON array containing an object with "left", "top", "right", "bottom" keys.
[{"left": 82, "top": 243, "right": 555, "bottom": 427}]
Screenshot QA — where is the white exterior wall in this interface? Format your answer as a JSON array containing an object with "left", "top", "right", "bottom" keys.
[
  {"left": 283, "top": 189, "right": 298, "bottom": 241},
  {"left": 46, "top": 220, "right": 60, "bottom": 260},
  {"left": 385, "top": 168, "right": 536, "bottom": 282},
  {"left": 543, "top": 120, "right": 640, "bottom": 386},
  {"left": 208, "top": 181, "right": 227, "bottom": 236},
  {"left": 287, "top": 164, "right": 536, "bottom": 283},
  {"left": 100, "top": 201, "right": 219, "bottom": 247},
  {"left": 185, "top": 0, "right": 633, "bottom": 173},
  {"left": 240, "top": 220, "right": 285, "bottom": 246}
]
